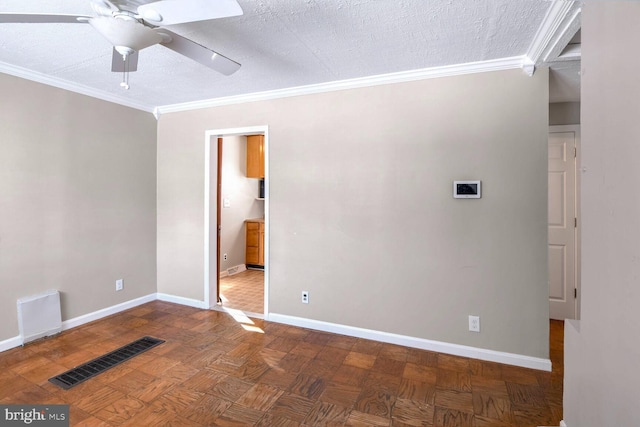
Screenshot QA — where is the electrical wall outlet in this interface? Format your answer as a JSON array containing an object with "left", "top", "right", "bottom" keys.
[
  {"left": 468, "top": 315, "right": 480, "bottom": 332},
  {"left": 223, "top": 253, "right": 228, "bottom": 261},
  {"left": 301, "top": 291, "right": 309, "bottom": 304},
  {"left": 116, "top": 279, "right": 124, "bottom": 291}
]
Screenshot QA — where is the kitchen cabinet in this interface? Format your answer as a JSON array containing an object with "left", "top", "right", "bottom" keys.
[
  {"left": 245, "top": 219, "right": 264, "bottom": 268},
  {"left": 246, "top": 135, "right": 264, "bottom": 178}
]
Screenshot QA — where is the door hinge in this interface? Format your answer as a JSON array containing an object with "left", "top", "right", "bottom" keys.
[
  {"left": 574, "top": 217, "right": 577, "bottom": 228},
  {"left": 574, "top": 147, "right": 577, "bottom": 158},
  {"left": 574, "top": 288, "right": 577, "bottom": 299}
]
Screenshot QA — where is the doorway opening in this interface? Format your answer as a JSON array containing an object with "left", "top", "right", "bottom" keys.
[{"left": 204, "top": 126, "right": 268, "bottom": 319}]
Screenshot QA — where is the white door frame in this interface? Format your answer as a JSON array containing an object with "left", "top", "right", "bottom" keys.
[
  {"left": 204, "top": 126, "right": 269, "bottom": 316},
  {"left": 549, "top": 124, "right": 581, "bottom": 320}
]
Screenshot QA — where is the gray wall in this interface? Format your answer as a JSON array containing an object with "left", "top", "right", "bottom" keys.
[
  {"left": 549, "top": 102, "right": 580, "bottom": 125},
  {"left": 220, "top": 135, "right": 264, "bottom": 272},
  {"left": 0, "top": 74, "right": 157, "bottom": 341},
  {"left": 158, "top": 68, "right": 550, "bottom": 358},
  {"left": 563, "top": 2, "right": 640, "bottom": 426}
]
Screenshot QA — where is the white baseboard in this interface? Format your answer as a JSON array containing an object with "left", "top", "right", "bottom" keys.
[
  {"left": 1, "top": 295, "right": 552, "bottom": 372},
  {"left": 0, "top": 293, "right": 207, "bottom": 354},
  {"left": 0, "top": 335, "right": 23, "bottom": 353},
  {"left": 62, "top": 294, "right": 157, "bottom": 331},
  {"left": 268, "top": 313, "right": 552, "bottom": 371},
  {"left": 156, "top": 293, "right": 208, "bottom": 309},
  {"left": 219, "top": 264, "right": 247, "bottom": 279},
  {"left": 0, "top": 293, "right": 157, "bottom": 353}
]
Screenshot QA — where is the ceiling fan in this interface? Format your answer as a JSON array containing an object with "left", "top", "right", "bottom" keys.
[{"left": 0, "top": 0, "right": 243, "bottom": 89}]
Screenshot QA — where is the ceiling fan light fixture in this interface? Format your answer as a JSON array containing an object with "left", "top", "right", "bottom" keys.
[
  {"left": 88, "top": 16, "right": 162, "bottom": 52},
  {"left": 114, "top": 46, "right": 134, "bottom": 59}
]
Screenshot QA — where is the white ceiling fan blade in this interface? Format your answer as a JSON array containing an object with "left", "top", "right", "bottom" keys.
[
  {"left": 0, "top": 13, "right": 90, "bottom": 24},
  {"left": 137, "top": 0, "right": 242, "bottom": 25},
  {"left": 91, "top": 0, "right": 119, "bottom": 17},
  {"left": 158, "top": 30, "right": 240, "bottom": 75}
]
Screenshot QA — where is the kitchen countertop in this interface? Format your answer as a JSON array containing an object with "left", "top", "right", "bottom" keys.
[{"left": 245, "top": 218, "right": 265, "bottom": 223}]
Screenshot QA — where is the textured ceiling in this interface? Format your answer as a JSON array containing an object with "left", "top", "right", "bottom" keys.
[{"left": 0, "top": 1, "right": 574, "bottom": 111}]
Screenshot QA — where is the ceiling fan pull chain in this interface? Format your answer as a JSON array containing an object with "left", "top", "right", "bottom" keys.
[{"left": 120, "top": 52, "right": 130, "bottom": 90}]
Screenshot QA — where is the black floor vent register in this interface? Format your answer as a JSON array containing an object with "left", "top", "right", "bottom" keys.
[{"left": 49, "top": 336, "right": 164, "bottom": 390}]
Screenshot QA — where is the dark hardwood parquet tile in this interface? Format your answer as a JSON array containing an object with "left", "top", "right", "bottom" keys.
[
  {"left": 404, "top": 363, "right": 438, "bottom": 383},
  {"left": 354, "top": 387, "right": 395, "bottom": 418},
  {"left": 365, "top": 371, "right": 403, "bottom": 394},
  {"left": 303, "top": 400, "right": 351, "bottom": 425},
  {"left": 315, "top": 346, "right": 350, "bottom": 365},
  {"left": 109, "top": 369, "right": 156, "bottom": 394},
  {"left": 277, "top": 353, "right": 312, "bottom": 374},
  {"left": 130, "top": 378, "right": 177, "bottom": 403},
  {"left": 344, "top": 351, "right": 377, "bottom": 369},
  {"left": 434, "top": 389, "right": 473, "bottom": 413},
  {"left": 392, "top": 397, "right": 434, "bottom": 426},
  {"left": 434, "top": 407, "right": 475, "bottom": 427},
  {"left": 183, "top": 394, "right": 233, "bottom": 425},
  {"left": 256, "top": 368, "right": 298, "bottom": 390},
  {"left": 372, "top": 357, "right": 406, "bottom": 377},
  {"left": 471, "top": 391, "right": 512, "bottom": 423},
  {"left": 305, "top": 359, "right": 343, "bottom": 379},
  {"left": 236, "top": 383, "right": 283, "bottom": 411},
  {"left": 213, "top": 403, "right": 265, "bottom": 426},
  {"left": 436, "top": 369, "right": 472, "bottom": 392},
  {"left": 325, "top": 334, "right": 358, "bottom": 351},
  {"left": 332, "top": 365, "right": 369, "bottom": 387},
  {"left": 320, "top": 381, "right": 362, "bottom": 408},
  {"left": 235, "top": 358, "right": 271, "bottom": 382},
  {"left": 398, "top": 378, "right": 436, "bottom": 403},
  {"left": 209, "top": 376, "right": 254, "bottom": 402},
  {"left": 151, "top": 385, "right": 205, "bottom": 415},
  {"left": 0, "top": 302, "right": 564, "bottom": 426},
  {"left": 345, "top": 410, "right": 391, "bottom": 426},
  {"left": 406, "top": 348, "right": 439, "bottom": 367},
  {"left": 94, "top": 395, "right": 146, "bottom": 424},
  {"left": 267, "top": 392, "right": 315, "bottom": 423},
  {"left": 437, "top": 354, "right": 471, "bottom": 373},
  {"left": 290, "top": 341, "right": 324, "bottom": 359},
  {"left": 352, "top": 338, "right": 384, "bottom": 356},
  {"left": 303, "top": 330, "right": 334, "bottom": 346},
  {"left": 74, "top": 386, "right": 126, "bottom": 413},
  {"left": 288, "top": 373, "right": 327, "bottom": 400}
]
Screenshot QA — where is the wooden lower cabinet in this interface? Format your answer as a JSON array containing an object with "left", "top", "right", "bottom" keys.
[{"left": 245, "top": 219, "right": 264, "bottom": 268}]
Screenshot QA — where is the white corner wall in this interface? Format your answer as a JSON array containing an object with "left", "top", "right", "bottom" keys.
[
  {"left": 157, "top": 68, "right": 549, "bottom": 360},
  {"left": 563, "top": 2, "right": 640, "bottom": 426}
]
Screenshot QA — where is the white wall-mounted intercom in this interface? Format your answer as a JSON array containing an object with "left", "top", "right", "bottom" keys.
[{"left": 453, "top": 180, "right": 481, "bottom": 199}]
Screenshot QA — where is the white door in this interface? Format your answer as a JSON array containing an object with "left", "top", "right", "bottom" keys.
[{"left": 548, "top": 126, "right": 580, "bottom": 320}]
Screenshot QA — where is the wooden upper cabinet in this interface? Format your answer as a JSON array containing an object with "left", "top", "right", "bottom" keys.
[{"left": 246, "top": 135, "right": 265, "bottom": 178}]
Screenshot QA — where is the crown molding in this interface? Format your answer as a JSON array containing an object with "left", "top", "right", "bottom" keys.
[
  {"left": 0, "top": 62, "right": 154, "bottom": 113},
  {"left": 542, "top": 6, "right": 581, "bottom": 63},
  {"left": 154, "top": 56, "right": 529, "bottom": 116},
  {"left": 2, "top": 54, "right": 540, "bottom": 118},
  {"left": 527, "top": 1, "right": 582, "bottom": 67}
]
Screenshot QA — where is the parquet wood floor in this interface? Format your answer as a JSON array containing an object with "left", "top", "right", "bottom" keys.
[{"left": 0, "top": 301, "right": 563, "bottom": 426}]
